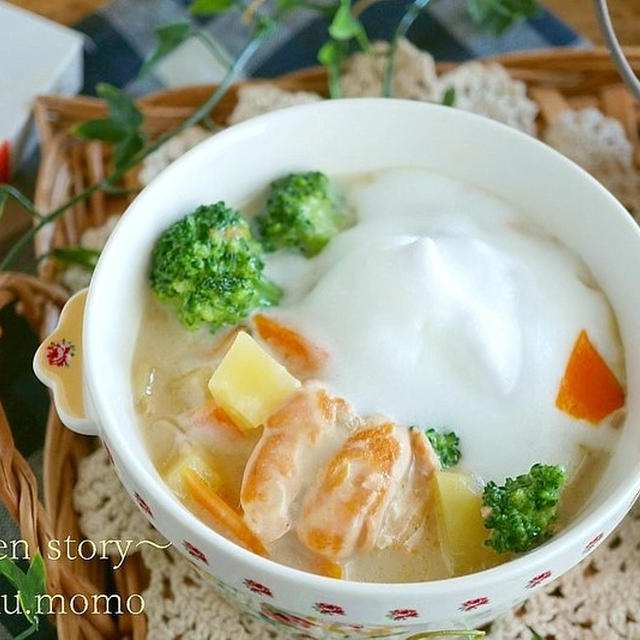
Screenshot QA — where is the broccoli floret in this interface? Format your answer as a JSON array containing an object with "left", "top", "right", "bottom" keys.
[
  {"left": 257, "top": 171, "right": 350, "bottom": 257},
  {"left": 150, "top": 202, "right": 281, "bottom": 331},
  {"left": 482, "top": 463, "right": 566, "bottom": 554},
  {"left": 425, "top": 428, "right": 461, "bottom": 469}
]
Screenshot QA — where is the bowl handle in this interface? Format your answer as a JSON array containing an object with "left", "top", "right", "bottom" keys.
[{"left": 33, "top": 288, "right": 97, "bottom": 436}]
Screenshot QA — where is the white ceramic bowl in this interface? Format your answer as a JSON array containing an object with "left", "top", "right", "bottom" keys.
[{"left": 35, "top": 99, "right": 640, "bottom": 638}]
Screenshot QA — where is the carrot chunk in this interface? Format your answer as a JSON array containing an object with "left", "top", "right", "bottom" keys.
[
  {"left": 555, "top": 330, "right": 624, "bottom": 424},
  {"left": 252, "top": 313, "right": 328, "bottom": 377},
  {"left": 182, "top": 468, "right": 268, "bottom": 557}
]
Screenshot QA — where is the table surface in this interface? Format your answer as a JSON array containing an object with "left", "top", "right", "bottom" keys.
[{"left": 6, "top": 0, "right": 640, "bottom": 46}]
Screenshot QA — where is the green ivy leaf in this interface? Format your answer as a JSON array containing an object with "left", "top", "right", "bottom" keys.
[
  {"left": 0, "top": 555, "right": 26, "bottom": 593},
  {"left": 0, "top": 551, "right": 46, "bottom": 634},
  {"left": 139, "top": 22, "right": 192, "bottom": 78},
  {"left": 190, "top": 0, "right": 234, "bottom": 15},
  {"left": 442, "top": 86, "right": 456, "bottom": 106},
  {"left": 317, "top": 38, "right": 342, "bottom": 66},
  {"left": 72, "top": 84, "right": 145, "bottom": 170},
  {"left": 113, "top": 130, "right": 145, "bottom": 170},
  {"left": 50, "top": 246, "right": 101, "bottom": 270},
  {"left": 328, "top": 0, "right": 369, "bottom": 51},
  {"left": 97, "top": 83, "right": 143, "bottom": 131},
  {"left": 466, "top": 0, "right": 539, "bottom": 34},
  {"left": 70, "top": 118, "right": 127, "bottom": 142},
  {"left": 20, "top": 552, "right": 45, "bottom": 627}
]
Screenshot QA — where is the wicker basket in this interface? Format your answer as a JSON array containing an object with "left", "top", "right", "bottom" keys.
[{"left": 1, "top": 46, "right": 639, "bottom": 639}]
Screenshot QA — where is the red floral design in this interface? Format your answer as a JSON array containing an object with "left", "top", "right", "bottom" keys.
[
  {"left": 46, "top": 339, "right": 75, "bottom": 367},
  {"left": 527, "top": 570, "right": 552, "bottom": 589},
  {"left": 244, "top": 578, "right": 273, "bottom": 597},
  {"left": 183, "top": 540, "right": 208, "bottom": 564},
  {"left": 584, "top": 532, "right": 604, "bottom": 554},
  {"left": 260, "top": 603, "right": 316, "bottom": 629},
  {"left": 387, "top": 608, "right": 419, "bottom": 621},
  {"left": 313, "top": 602, "right": 345, "bottom": 616},
  {"left": 460, "top": 596, "right": 490, "bottom": 612},
  {"left": 133, "top": 492, "right": 153, "bottom": 518}
]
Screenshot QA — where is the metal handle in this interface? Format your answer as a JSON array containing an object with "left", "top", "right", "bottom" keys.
[{"left": 593, "top": 0, "right": 640, "bottom": 101}]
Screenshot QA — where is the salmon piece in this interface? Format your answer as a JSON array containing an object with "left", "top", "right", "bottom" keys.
[
  {"left": 378, "top": 428, "right": 441, "bottom": 551},
  {"left": 252, "top": 313, "right": 328, "bottom": 378},
  {"left": 240, "top": 382, "right": 358, "bottom": 543},
  {"left": 296, "top": 417, "right": 412, "bottom": 560}
]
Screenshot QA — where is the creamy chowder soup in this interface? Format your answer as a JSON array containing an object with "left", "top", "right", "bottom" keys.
[{"left": 133, "top": 167, "right": 625, "bottom": 582}]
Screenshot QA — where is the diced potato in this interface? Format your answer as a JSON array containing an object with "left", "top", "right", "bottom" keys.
[
  {"left": 163, "top": 447, "right": 221, "bottom": 500},
  {"left": 208, "top": 331, "right": 301, "bottom": 431},
  {"left": 433, "top": 471, "right": 501, "bottom": 575}
]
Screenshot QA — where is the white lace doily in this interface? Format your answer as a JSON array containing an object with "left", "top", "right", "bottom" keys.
[{"left": 73, "top": 448, "right": 640, "bottom": 639}]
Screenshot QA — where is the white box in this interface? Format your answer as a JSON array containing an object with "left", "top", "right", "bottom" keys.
[{"left": 0, "top": 1, "right": 84, "bottom": 181}]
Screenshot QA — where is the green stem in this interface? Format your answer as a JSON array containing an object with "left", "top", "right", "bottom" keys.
[
  {"left": 0, "top": 185, "right": 43, "bottom": 220},
  {"left": 382, "top": 0, "right": 431, "bottom": 97},
  {"left": 326, "top": 38, "right": 348, "bottom": 99},
  {"left": 326, "top": 59, "right": 342, "bottom": 98},
  {"left": 194, "top": 31, "right": 233, "bottom": 69},
  {"left": 0, "top": 179, "right": 111, "bottom": 270},
  {"left": 126, "top": 28, "right": 270, "bottom": 168},
  {"left": 0, "top": 25, "right": 273, "bottom": 272},
  {"left": 13, "top": 623, "right": 38, "bottom": 640},
  {"left": 101, "top": 184, "right": 142, "bottom": 196}
]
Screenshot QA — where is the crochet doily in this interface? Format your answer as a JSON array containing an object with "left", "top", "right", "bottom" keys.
[
  {"left": 138, "top": 125, "right": 212, "bottom": 187},
  {"left": 57, "top": 214, "right": 121, "bottom": 293},
  {"left": 339, "top": 39, "right": 441, "bottom": 102},
  {"left": 227, "top": 85, "right": 322, "bottom": 125},
  {"left": 73, "top": 448, "right": 640, "bottom": 639},
  {"left": 438, "top": 62, "right": 538, "bottom": 135},
  {"left": 226, "top": 39, "right": 538, "bottom": 135}
]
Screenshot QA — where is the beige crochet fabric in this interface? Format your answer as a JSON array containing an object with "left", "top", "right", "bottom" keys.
[
  {"left": 73, "top": 448, "right": 640, "bottom": 639},
  {"left": 438, "top": 62, "right": 538, "bottom": 135},
  {"left": 57, "top": 214, "right": 121, "bottom": 293},
  {"left": 227, "top": 40, "right": 538, "bottom": 136},
  {"left": 138, "top": 126, "right": 212, "bottom": 186},
  {"left": 339, "top": 39, "right": 440, "bottom": 101},
  {"left": 227, "top": 85, "right": 322, "bottom": 125},
  {"left": 544, "top": 108, "right": 640, "bottom": 216}
]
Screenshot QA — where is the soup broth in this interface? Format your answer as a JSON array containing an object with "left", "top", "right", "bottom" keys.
[{"left": 133, "top": 167, "right": 625, "bottom": 582}]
